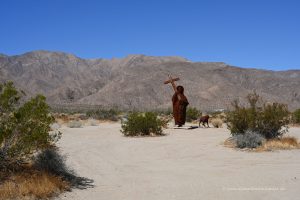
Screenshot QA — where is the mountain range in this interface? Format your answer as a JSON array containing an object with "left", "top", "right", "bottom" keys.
[{"left": 0, "top": 50, "right": 299, "bottom": 111}]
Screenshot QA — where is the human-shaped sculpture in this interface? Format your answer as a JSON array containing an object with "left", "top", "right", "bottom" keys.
[{"left": 164, "top": 75, "right": 189, "bottom": 127}]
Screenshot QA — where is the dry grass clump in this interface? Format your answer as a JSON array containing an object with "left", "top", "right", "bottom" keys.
[
  {"left": 224, "top": 136, "right": 300, "bottom": 152},
  {"left": 0, "top": 148, "right": 94, "bottom": 200},
  {"left": 0, "top": 170, "right": 69, "bottom": 200},
  {"left": 257, "top": 136, "right": 300, "bottom": 151},
  {"left": 211, "top": 118, "right": 223, "bottom": 128}
]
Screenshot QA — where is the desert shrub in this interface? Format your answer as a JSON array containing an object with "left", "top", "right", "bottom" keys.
[
  {"left": 211, "top": 118, "right": 223, "bottom": 128},
  {"left": 121, "top": 112, "right": 164, "bottom": 136},
  {"left": 256, "top": 103, "right": 289, "bottom": 138},
  {"left": 34, "top": 148, "right": 94, "bottom": 188},
  {"left": 86, "top": 108, "right": 119, "bottom": 121},
  {"left": 0, "top": 81, "right": 61, "bottom": 171},
  {"left": 88, "top": 118, "right": 98, "bottom": 126},
  {"left": 293, "top": 108, "right": 300, "bottom": 124},
  {"left": 186, "top": 107, "right": 201, "bottom": 122},
  {"left": 233, "top": 130, "right": 265, "bottom": 149},
  {"left": 226, "top": 92, "right": 289, "bottom": 139},
  {"left": 67, "top": 120, "right": 82, "bottom": 128}
]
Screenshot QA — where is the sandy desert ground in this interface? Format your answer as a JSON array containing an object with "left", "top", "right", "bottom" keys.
[{"left": 57, "top": 123, "right": 300, "bottom": 200}]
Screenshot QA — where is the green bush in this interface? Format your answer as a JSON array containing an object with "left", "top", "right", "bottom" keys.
[
  {"left": 257, "top": 103, "right": 290, "bottom": 138},
  {"left": 0, "top": 81, "right": 61, "bottom": 171},
  {"left": 186, "top": 107, "right": 201, "bottom": 122},
  {"left": 86, "top": 108, "right": 119, "bottom": 121},
  {"left": 226, "top": 92, "right": 289, "bottom": 139},
  {"left": 293, "top": 109, "right": 300, "bottom": 124},
  {"left": 121, "top": 112, "right": 164, "bottom": 136}
]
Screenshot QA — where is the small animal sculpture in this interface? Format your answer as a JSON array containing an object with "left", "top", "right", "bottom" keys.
[{"left": 199, "top": 115, "right": 210, "bottom": 128}]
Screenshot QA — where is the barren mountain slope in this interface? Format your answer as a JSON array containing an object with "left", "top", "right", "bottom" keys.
[{"left": 0, "top": 51, "right": 299, "bottom": 111}]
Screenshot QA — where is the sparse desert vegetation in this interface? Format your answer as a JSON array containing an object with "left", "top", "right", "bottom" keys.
[
  {"left": 121, "top": 112, "right": 164, "bottom": 136},
  {"left": 1, "top": 83, "right": 299, "bottom": 200},
  {"left": 227, "top": 92, "right": 289, "bottom": 139},
  {"left": 0, "top": 169, "right": 69, "bottom": 200},
  {"left": 224, "top": 134, "right": 300, "bottom": 151},
  {"left": 0, "top": 81, "right": 61, "bottom": 172},
  {"left": 52, "top": 108, "right": 121, "bottom": 127},
  {"left": 0, "top": 82, "right": 92, "bottom": 199},
  {"left": 58, "top": 122, "right": 300, "bottom": 200},
  {"left": 225, "top": 92, "right": 299, "bottom": 151},
  {"left": 257, "top": 136, "right": 300, "bottom": 151}
]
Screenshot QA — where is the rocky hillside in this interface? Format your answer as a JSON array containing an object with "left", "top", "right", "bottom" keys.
[{"left": 1, "top": 50, "right": 300, "bottom": 111}]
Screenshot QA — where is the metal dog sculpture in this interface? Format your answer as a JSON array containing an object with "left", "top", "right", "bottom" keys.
[{"left": 199, "top": 115, "right": 210, "bottom": 128}]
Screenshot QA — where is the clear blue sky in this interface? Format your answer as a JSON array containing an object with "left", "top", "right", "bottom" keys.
[{"left": 1, "top": 0, "right": 299, "bottom": 70}]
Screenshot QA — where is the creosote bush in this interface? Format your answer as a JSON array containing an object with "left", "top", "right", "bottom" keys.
[
  {"left": 0, "top": 81, "right": 61, "bottom": 171},
  {"left": 0, "top": 82, "right": 93, "bottom": 199},
  {"left": 226, "top": 92, "right": 289, "bottom": 139},
  {"left": 121, "top": 112, "right": 164, "bottom": 136},
  {"left": 186, "top": 107, "right": 201, "bottom": 122},
  {"left": 293, "top": 108, "right": 300, "bottom": 124},
  {"left": 233, "top": 130, "right": 265, "bottom": 149}
]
